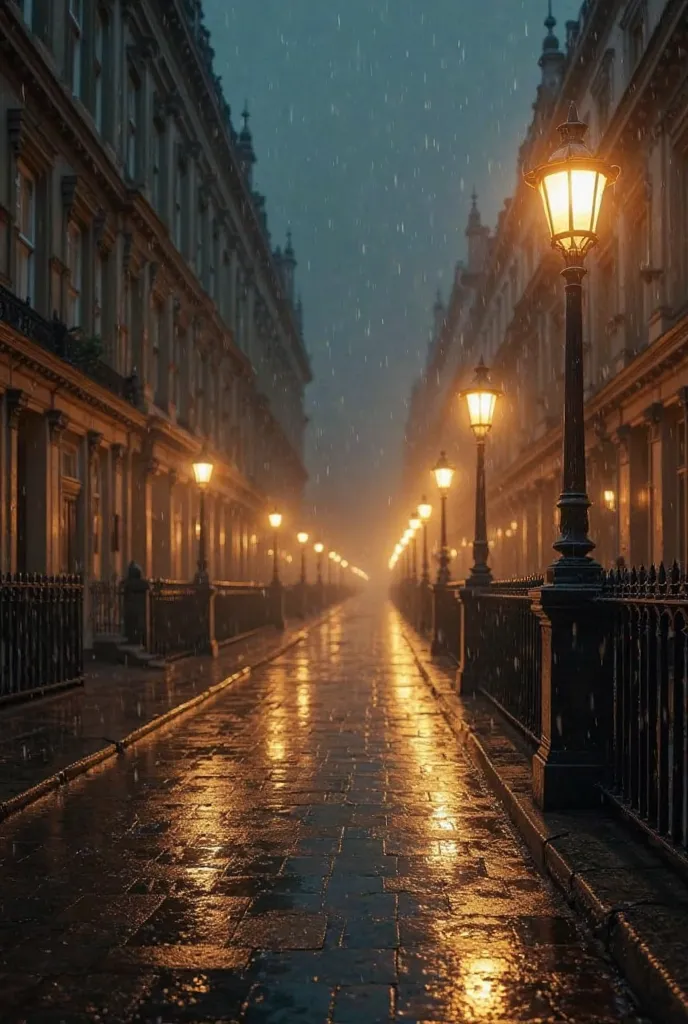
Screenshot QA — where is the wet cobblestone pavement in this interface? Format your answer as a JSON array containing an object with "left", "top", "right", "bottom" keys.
[
  {"left": 0, "top": 625, "right": 300, "bottom": 807},
  {"left": 0, "top": 603, "right": 648, "bottom": 1023}
]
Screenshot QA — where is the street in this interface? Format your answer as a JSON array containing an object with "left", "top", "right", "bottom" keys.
[{"left": 0, "top": 601, "right": 645, "bottom": 1023}]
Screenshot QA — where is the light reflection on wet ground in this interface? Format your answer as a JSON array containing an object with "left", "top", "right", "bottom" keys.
[{"left": 0, "top": 602, "right": 647, "bottom": 1022}]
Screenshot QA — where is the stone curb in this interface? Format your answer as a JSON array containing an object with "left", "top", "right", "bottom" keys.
[
  {"left": 0, "top": 611, "right": 338, "bottom": 826},
  {"left": 401, "top": 624, "right": 688, "bottom": 1024}
]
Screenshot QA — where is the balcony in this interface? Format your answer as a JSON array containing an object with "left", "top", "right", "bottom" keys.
[{"left": 0, "top": 283, "right": 140, "bottom": 406}]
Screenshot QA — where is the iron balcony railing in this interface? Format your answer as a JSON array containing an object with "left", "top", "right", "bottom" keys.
[{"left": 0, "top": 283, "right": 139, "bottom": 406}]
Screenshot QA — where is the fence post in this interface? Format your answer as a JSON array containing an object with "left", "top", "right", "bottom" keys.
[
  {"left": 454, "top": 585, "right": 481, "bottom": 696},
  {"left": 196, "top": 580, "right": 218, "bottom": 657},
  {"left": 530, "top": 585, "right": 613, "bottom": 810},
  {"left": 270, "top": 579, "right": 285, "bottom": 630},
  {"left": 122, "top": 561, "right": 150, "bottom": 648}
]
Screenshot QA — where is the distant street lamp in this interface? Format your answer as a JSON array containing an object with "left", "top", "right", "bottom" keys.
[
  {"left": 297, "top": 532, "right": 309, "bottom": 584},
  {"left": 268, "top": 510, "right": 283, "bottom": 584},
  {"left": 418, "top": 497, "right": 432, "bottom": 585},
  {"left": 461, "top": 359, "right": 502, "bottom": 587},
  {"left": 526, "top": 103, "right": 619, "bottom": 584},
  {"left": 192, "top": 447, "right": 214, "bottom": 582},
  {"left": 409, "top": 512, "right": 421, "bottom": 584},
  {"left": 314, "top": 542, "right": 324, "bottom": 584},
  {"left": 432, "top": 451, "right": 455, "bottom": 585},
  {"left": 268, "top": 509, "right": 284, "bottom": 629}
]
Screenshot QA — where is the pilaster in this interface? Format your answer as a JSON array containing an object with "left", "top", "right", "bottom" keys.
[{"left": 2, "top": 390, "right": 28, "bottom": 573}]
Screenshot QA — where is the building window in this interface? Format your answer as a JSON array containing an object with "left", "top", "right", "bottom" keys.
[
  {"left": 19, "top": 0, "right": 33, "bottom": 27},
  {"left": 126, "top": 70, "right": 139, "bottom": 181},
  {"left": 94, "top": 8, "right": 105, "bottom": 133},
  {"left": 66, "top": 223, "right": 82, "bottom": 326},
  {"left": 627, "top": 7, "right": 645, "bottom": 70},
  {"left": 152, "top": 120, "right": 164, "bottom": 212},
  {"left": 94, "top": 251, "right": 104, "bottom": 337},
  {"left": 173, "top": 156, "right": 184, "bottom": 250},
  {"left": 119, "top": 274, "right": 131, "bottom": 374},
  {"left": 15, "top": 166, "right": 35, "bottom": 305},
  {"left": 150, "top": 300, "right": 161, "bottom": 401},
  {"left": 68, "top": 0, "right": 83, "bottom": 98}
]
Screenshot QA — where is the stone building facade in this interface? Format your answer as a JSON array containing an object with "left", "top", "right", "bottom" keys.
[
  {"left": 402, "top": 0, "right": 688, "bottom": 581},
  {"left": 0, "top": 0, "right": 311, "bottom": 623}
]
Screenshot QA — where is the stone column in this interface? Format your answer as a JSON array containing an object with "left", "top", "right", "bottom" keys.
[
  {"left": 46, "top": 410, "right": 69, "bottom": 573},
  {"left": 645, "top": 402, "right": 676, "bottom": 567},
  {"left": 1, "top": 390, "right": 27, "bottom": 573},
  {"left": 110, "top": 444, "right": 126, "bottom": 580},
  {"left": 132, "top": 453, "right": 156, "bottom": 579},
  {"left": 615, "top": 425, "right": 631, "bottom": 565},
  {"left": 629, "top": 422, "right": 650, "bottom": 567}
]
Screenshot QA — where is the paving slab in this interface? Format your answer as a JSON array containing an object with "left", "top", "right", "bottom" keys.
[{"left": 0, "top": 601, "right": 648, "bottom": 1023}]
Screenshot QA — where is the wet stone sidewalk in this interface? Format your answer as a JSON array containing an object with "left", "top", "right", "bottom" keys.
[
  {"left": 0, "top": 603, "right": 647, "bottom": 1023},
  {"left": 0, "top": 623, "right": 300, "bottom": 807}
]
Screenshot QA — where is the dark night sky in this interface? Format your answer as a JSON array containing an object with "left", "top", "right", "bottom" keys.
[{"left": 203, "top": 0, "right": 579, "bottom": 574}]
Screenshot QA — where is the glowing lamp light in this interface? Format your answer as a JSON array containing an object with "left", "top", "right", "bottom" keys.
[
  {"left": 409, "top": 515, "right": 421, "bottom": 532},
  {"left": 510, "top": 520, "right": 518, "bottom": 531},
  {"left": 418, "top": 498, "right": 432, "bottom": 521},
  {"left": 192, "top": 448, "right": 214, "bottom": 488},
  {"left": 524, "top": 103, "right": 619, "bottom": 260},
  {"left": 603, "top": 489, "right": 616, "bottom": 512},
  {"left": 314, "top": 542, "right": 324, "bottom": 554},
  {"left": 297, "top": 532, "right": 309, "bottom": 545},
  {"left": 334, "top": 554, "right": 342, "bottom": 564},
  {"left": 432, "top": 451, "right": 455, "bottom": 493},
  {"left": 341, "top": 559, "right": 349, "bottom": 568},
  {"left": 460, "top": 359, "right": 502, "bottom": 440},
  {"left": 268, "top": 510, "right": 282, "bottom": 530},
  {"left": 401, "top": 535, "right": 409, "bottom": 548}
]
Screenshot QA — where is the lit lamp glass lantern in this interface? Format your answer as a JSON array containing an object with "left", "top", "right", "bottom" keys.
[
  {"left": 460, "top": 360, "right": 502, "bottom": 588},
  {"left": 603, "top": 490, "right": 616, "bottom": 512},
  {"left": 192, "top": 447, "right": 214, "bottom": 582},
  {"left": 525, "top": 103, "right": 619, "bottom": 583}
]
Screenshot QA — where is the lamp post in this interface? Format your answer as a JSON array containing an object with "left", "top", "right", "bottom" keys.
[
  {"left": 409, "top": 513, "right": 421, "bottom": 584},
  {"left": 524, "top": 103, "right": 620, "bottom": 810},
  {"left": 418, "top": 498, "right": 432, "bottom": 584},
  {"left": 432, "top": 452, "right": 455, "bottom": 586},
  {"left": 192, "top": 447, "right": 214, "bottom": 583},
  {"left": 297, "top": 532, "right": 309, "bottom": 584},
  {"left": 268, "top": 509, "right": 284, "bottom": 629},
  {"left": 461, "top": 359, "right": 502, "bottom": 588},
  {"left": 525, "top": 102, "right": 619, "bottom": 585},
  {"left": 314, "top": 542, "right": 324, "bottom": 584}
]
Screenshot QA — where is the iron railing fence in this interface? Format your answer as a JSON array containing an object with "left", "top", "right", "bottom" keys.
[
  {"left": 90, "top": 578, "right": 123, "bottom": 637},
  {"left": 0, "top": 573, "right": 83, "bottom": 700},
  {"left": 599, "top": 562, "right": 688, "bottom": 853},
  {"left": 214, "top": 582, "right": 270, "bottom": 643},
  {"left": 473, "top": 576, "right": 544, "bottom": 746},
  {"left": 435, "top": 583, "right": 463, "bottom": 664},
  {"left": 148, "top": 580, "right": 204, "bottom": 659}
]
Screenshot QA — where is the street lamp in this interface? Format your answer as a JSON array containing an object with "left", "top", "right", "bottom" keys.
[
  {"left": 418, "top": 497, "right": 432, "bottom": 585},
  {"left": 297, "top": 531, "right": 309, "bottom": 584},
  {"left": 409, "top": 512, "right": 421, "bottom": 584},
  {"left": 461, "top": 359, "right": 502, "bottom": 588},
  {"left": 268, "top": 510, "right": 282, "bottom": 583},
  {"left": 314, "top": 542, "right": 324, "bottom": 584},
  {"left": 526, "top": 102, "right": 619, "bottom": 584},
  {"left": 432, "top": 451, "right": 455, "bottom": 585},
  {"left": 192, "top": 447, "right": 214, "bottom": 582}
]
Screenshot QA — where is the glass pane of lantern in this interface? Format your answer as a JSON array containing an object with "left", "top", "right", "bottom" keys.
[
  {"left": 466, "top": 391, "right": 496, "bottom": 429},
  {"left": 570, "top": 167, "right": 599, "bottom": 240},
  {"left": 541, "top": 171, "right": 569, "bottom": 240}
]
